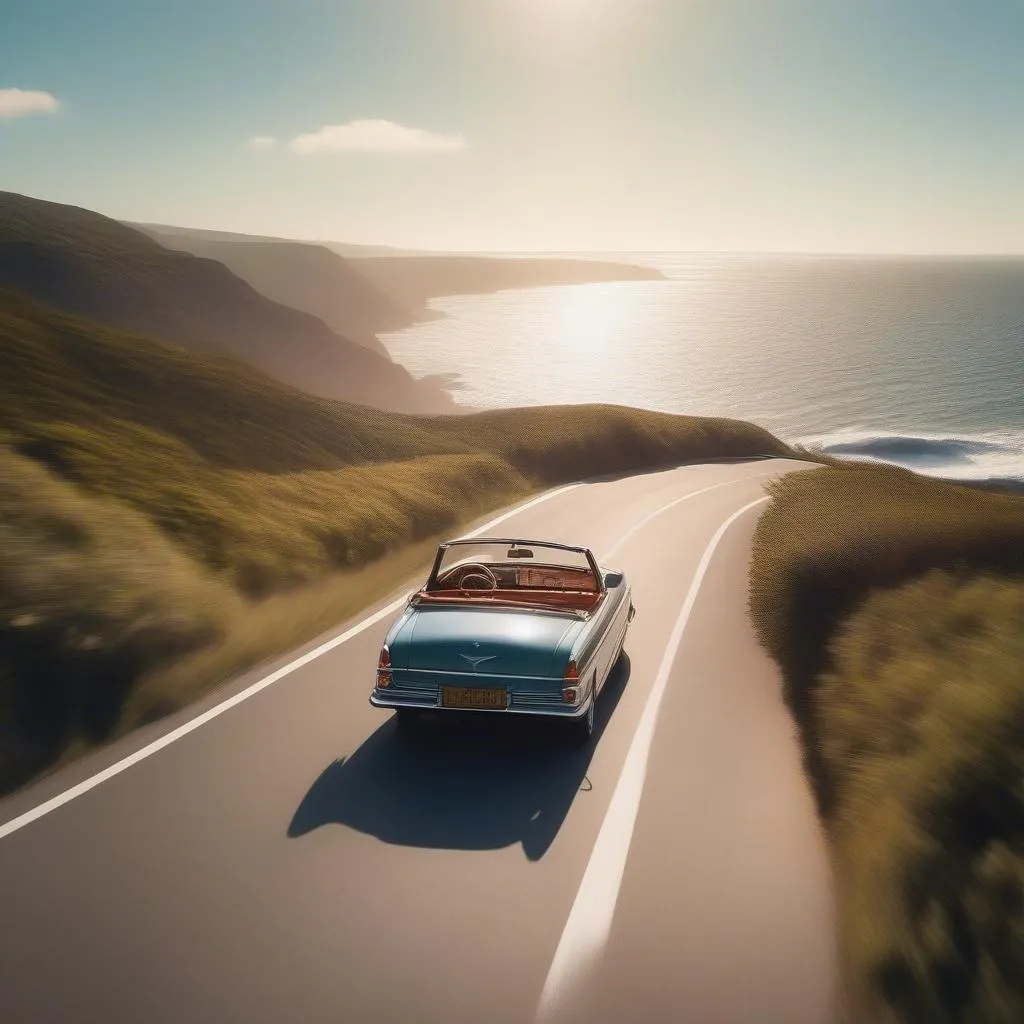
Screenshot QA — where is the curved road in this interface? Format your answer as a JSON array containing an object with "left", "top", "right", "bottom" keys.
[{"left": 0, "top": 458, "right": 837, "bottom": 1024}]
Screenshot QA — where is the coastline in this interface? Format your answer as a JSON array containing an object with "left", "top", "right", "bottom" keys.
[
  {"left": 377, "top": 256, "right": 669, "bottom": 410},
  {"left": 366, "top": 254, "right": 666, "bottom": 333}
]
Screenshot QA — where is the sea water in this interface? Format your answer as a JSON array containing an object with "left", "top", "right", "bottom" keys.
[{"left": 379, "top": 254, "right": 1024, "bottom": 484}]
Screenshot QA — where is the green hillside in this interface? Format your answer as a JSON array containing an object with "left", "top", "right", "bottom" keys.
[
  {"left": 0, "top": 288, "right": 791, "bottom": 794},
  {"left": 0, "top": 191, "right": 456, "bottom": 413},
  {"left": 135, "top": 232, "right": 411, "bottom": 355}
]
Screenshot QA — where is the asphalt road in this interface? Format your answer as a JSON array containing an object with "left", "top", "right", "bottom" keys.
[{"left": 0, "top": 458, "right": 837, "bottom": 1024}]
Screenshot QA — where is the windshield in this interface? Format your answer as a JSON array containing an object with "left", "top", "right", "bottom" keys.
[{"left": 428, "top": 541, "right": 598, "bottom": 592}]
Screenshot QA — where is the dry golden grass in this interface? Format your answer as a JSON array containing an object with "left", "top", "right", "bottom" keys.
[
  {"left": 120, "top": 530, "right": 473, "bottom": 732},
  {"left": 0, "top": 448, "right": 241, "bottom": 787},
  {"left": 825, "top": 573, "right": 1024, "bottom": 1024},
  {"left": 748, "top": 462, "right": 1024, "bottom": 1023}
]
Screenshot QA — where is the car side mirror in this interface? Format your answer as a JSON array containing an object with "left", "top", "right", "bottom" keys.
[{"left": 603, "top": 571, "right": 624, "bottom": 588}]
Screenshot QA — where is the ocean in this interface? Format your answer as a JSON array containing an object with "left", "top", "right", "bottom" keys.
[{"left": 378, "top": 254, "right": 1024, "bottom": 485}]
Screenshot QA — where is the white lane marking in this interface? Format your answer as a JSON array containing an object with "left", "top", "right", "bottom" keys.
[
  {"left": 535, "top": 494, "right": 771, "bottom": 1022},
  {"left": 600, "top": 469, "right": 778, "bottom": 563},
  {"left": 0, "top": 483, "right": 582, "bottom": 841}
]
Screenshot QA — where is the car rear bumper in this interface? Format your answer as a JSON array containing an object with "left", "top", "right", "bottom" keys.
[{"left": 369, "top": 688, "right": 592, "bottom": 719}]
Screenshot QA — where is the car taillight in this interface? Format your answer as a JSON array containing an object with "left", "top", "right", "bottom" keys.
[
  {"left": 563, "top": 660, "right": 579, "bottom": 703},
  {"left": 377, "top": 645, "right": 392, "bottom": 688}
]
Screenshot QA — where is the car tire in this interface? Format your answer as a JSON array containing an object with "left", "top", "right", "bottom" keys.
[{"left": 570, "top": 692, "right": 596, "bottom": 746}]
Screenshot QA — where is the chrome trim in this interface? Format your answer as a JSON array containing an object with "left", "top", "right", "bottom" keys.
[
  {"left": 381, "top": 687, "right": 439, "bottom": 704},
  {"left": 440, "top": 537, "right": 592, "bottom": 554},
  {"left": 511, "top": 691, "right": 568, "bottom": 709},
  {"left": 369, "top": 689, "right": 592, "bottom": 719},
  {"left": 398, "top": 666, "right": 565, "bottom": 682},
  {"left": 459, "top": 654, "right": 497, "bottom": 670},
  {"left": 407, "top": 595, "right": 593, "bottom": 621}
]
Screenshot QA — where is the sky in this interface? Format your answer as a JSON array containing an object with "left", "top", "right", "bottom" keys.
[{"left": 2, "top": 0, "right": 1024, "bottom": 253}]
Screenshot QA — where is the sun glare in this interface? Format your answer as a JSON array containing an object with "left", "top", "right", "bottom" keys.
[
  {"left": 531, "top": 0, "right": 598, "bottom": 18},
  {"left": 555, "top": 283, "right": 632, "bottom": 371},
  {"left": 509, "top": 0, "right": 634, "bottom": 51}
]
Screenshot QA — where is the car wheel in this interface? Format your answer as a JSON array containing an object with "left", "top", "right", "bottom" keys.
[{"left": 570, "top": 693, "right": 596, "bottom": 746}]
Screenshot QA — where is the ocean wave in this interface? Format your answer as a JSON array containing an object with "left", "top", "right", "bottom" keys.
[{"left": 794, "top": 429, "right": 1024, "bottom": 483}]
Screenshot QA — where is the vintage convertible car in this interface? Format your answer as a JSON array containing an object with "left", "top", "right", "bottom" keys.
[{"left": 370, "top": 538, "right": 635, "bottom": 743}]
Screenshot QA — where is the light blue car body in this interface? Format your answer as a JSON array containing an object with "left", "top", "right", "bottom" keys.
[{"left": 369, "top": 539, "right": 635, "bottom": 738}]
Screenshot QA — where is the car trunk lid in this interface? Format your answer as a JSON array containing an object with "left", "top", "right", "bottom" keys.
[{"left": 396, "top": 605, "right": 583, "bottom": 679}]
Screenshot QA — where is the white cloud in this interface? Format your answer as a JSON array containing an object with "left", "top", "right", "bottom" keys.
[
  {"left": 288, "top": 119, "right": 468, "bottom": 155},
  {"left": 247, "top": 135, "right": 278, "bottom": 150},
  {"left": 0, "top": 88, "right": 60, "bottom": 119}
]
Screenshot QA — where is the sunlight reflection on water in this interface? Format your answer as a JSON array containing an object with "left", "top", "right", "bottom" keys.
[{"left": 378, "top": 255, "right": 1024, "bottom": 456}]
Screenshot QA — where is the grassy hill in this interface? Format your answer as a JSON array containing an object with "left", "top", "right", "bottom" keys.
[
  {"left": 131, "top": 221, "right": 427, "bottom": 257},
  {"left": 133, "top": 230, "right": 412, "bottom": 356},
  {"left": 748, "top": 454, "right": 1024, "bottom": 1023},
  {"left": 0, "top": 191, "right": 456, "bottom": 413},
  {"left": 135, "top": 220, "right": 667, "bottom": 344},
  {"left": 0, "top": 287, "right": 792, "bottom": 795}
]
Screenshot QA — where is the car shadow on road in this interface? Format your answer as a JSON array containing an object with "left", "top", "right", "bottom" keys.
[{"left": 287, "top": 654, "right": 631, "bottom": 861}]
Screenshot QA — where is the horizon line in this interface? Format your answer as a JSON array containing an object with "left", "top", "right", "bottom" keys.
[{"left": 128, "top": 218, "right": 1024, "bottom": 260}]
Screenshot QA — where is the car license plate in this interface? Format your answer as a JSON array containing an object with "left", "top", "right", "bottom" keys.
[{"left": 441, "top": 686, "right": 507, "bottom": 709}]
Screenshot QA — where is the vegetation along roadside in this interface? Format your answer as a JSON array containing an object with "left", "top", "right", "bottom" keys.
[{"left": 748, "top": 450, "right": 1024, "bottom": 1024}]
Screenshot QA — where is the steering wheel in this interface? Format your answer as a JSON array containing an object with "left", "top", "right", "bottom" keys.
[{"left": 455, "top": 562, "right": 498, "bottom": 591}]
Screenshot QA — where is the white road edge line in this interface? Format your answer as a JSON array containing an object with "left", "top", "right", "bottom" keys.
[
  {"left": 535, "top": 493, "right": 772, "bottom": 1022},
  {"left": 0, "top": 482, "right": 583, "bottom": 842}
]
